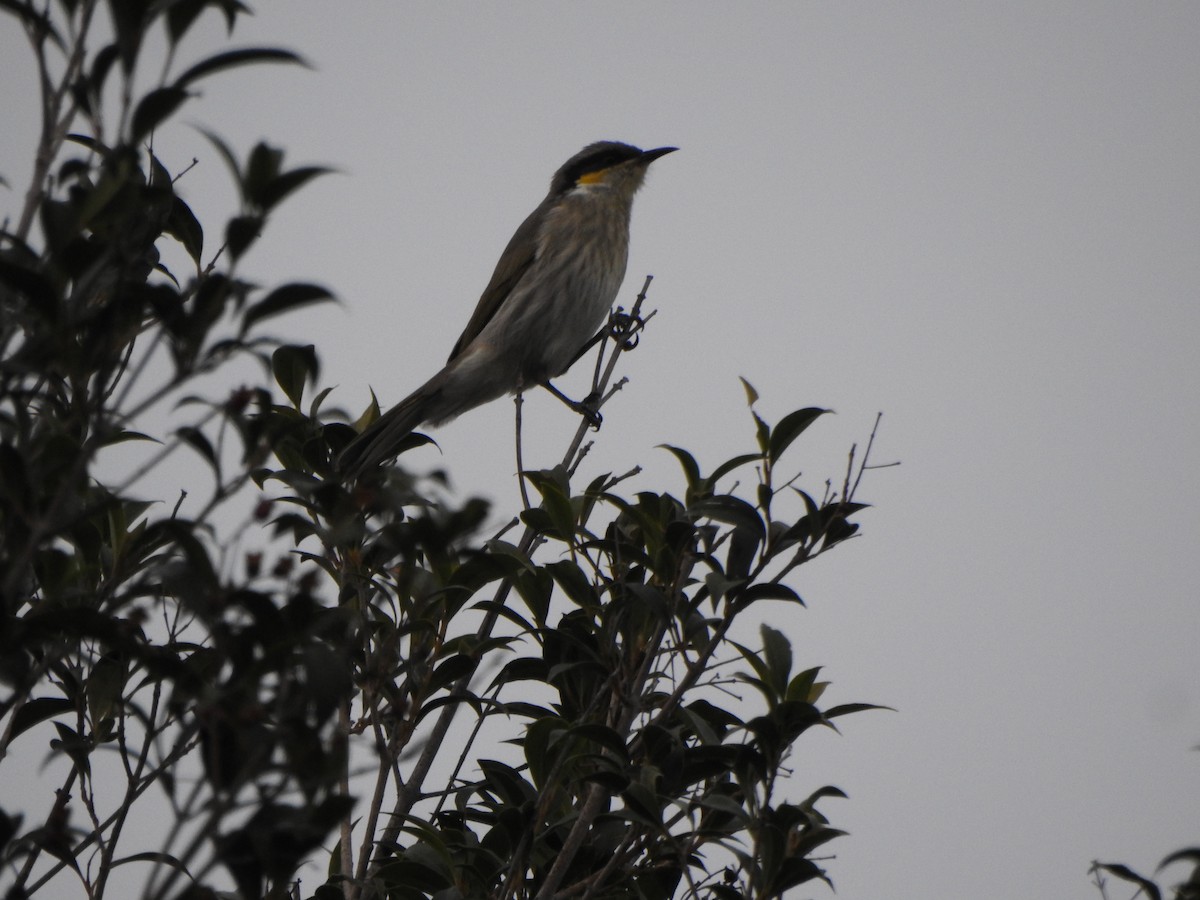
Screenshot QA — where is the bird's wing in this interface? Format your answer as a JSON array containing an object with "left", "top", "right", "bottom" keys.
[{"left": 447, "top": 196, "right": 549, "bottom": 363}]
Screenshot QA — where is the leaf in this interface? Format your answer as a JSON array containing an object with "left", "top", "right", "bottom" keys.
[
  {"left": 569, "top": 723, "right": 629, "bottom": 761},
  {"left": 244, "top": 142, "right": 283, "bottom": 208},
  {"left": 739, "top": 376, "right": 759, "bottom": 406},
  {"left": 769, "top": 407, "right": 830, "bottom": 465},
  {"left": 760, "top": 624, "right": 792, "bottom": 696},
  {"left": 1092, "top": 862, "right": 1162, "bottom": 900},
  {"left": 131, "top": 86, "right": 189, "bottom": 140},
  {"left": 241, "top": 282, "right": 334, "bottom": 335},
  {"left": 709, "top": 452, "right": 761, "bottom": 485},
  {"left": 225, "top": 214, "right": 261, "bottom": 260},
  {"left": 738, "top": 582, "right": 804, "bottom": 605},
  {"left": 428, "top": 654, "right": 477, "bottom": 692},
  {"left": 198, "top": 127, "right": 243, "bottom": 189},
  {"left": 786, "top": 667, "right": 823, "bottom": 703},
  {"left": 257, "top": 165, "right": 333, "bottom": 212},
  {"left": 272, "top": 344, "right": 317, "bottom": 408},
  {"left": 9, "top": 696, "right": 74, "bottom": 740},
  {"left": 111, "top": 851, "right": 192, "bottom": 878},
  {"left": 691, "top": 495, "right": 765, "bottom": 543},
  {"left": 165, "top": 195, "right": 204, "bottom": 267},
  {"left": 173, "top": 47, "right": 307, "bottom": 90},
  {"left": 658, "top": 444, "right": 701, "bottom": 489},
  {"left": 1158, "top": 847, "right": 1200, "bottom": 870},
  {"left": 0, "top": 256, "right": 58, "bottom": 320},
  {"left": 0, "top": 1, "right": 65, "bottom": 50},
  {"left": 823, "top": 702, "right": 893, "bottom": 720},
  {"left": 165, "top": 0, "right": 206, "bottom": 44},
  {"left": 177, "top": 425, "right": 219, "bottom": 476}
]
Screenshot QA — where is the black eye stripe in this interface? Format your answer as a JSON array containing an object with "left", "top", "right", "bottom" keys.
[{"left": 567, "top": 149, "right": 639, "bottom": 183}]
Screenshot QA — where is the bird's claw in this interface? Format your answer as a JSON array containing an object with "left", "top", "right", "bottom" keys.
[
  {"left": 574, "top": 393, "right": 603, "bottom": 429},
  {"left": 608, "top": 308, "right": 645, "bottom": 350}
]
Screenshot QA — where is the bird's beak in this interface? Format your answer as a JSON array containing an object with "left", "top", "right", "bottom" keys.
[{"left": 639, "top": 146, "right": 678, "bottom": 164}]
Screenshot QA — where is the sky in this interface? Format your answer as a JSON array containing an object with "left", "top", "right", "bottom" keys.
[{"left": 3, "top": 3, "right": 1199, "bottom": 898}]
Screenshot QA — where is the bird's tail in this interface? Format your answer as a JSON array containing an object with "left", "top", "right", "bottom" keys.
[{"left": 338, "top": 385, "right": 438, "bottom": 479}]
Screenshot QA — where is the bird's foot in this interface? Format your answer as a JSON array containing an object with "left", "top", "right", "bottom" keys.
[
  {"left": 542, "top": 380, "right": 603, "bottom": 429},
  {"left": 608, "top": 308, "right": 646, "bottom": 350},
  {"left": 573, "top": 392, "right": 603, "bottom": 429}
]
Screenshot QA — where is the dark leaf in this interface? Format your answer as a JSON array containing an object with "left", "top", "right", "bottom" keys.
[
  {"left": 760, "top": 624, "right": 792, "bottom": 696},
  {"left": 769, "top": 407, "right": 830, "bottom": 465},
  {"left": 272, "top": 344, "right": 318, "bottom": 409},
  {"left": 1092, "top": 862, "right": 1162, "bottom": 900},
  {"left": 241, "top": 282, "right": 334, "bottom": 335},
  {"left": 691, "top": 495, "right": 765, "bottom": 543},
  {"left": 9, "top": 696, "right": 74, "bottom": 740},
  {"left": 225, "top": 214, "right": 261, "bottom": 260},
  {"left": 257, "top": 165, "right": 332, "bottom": 212},
  {"left": 0, "top": 0, "right": 65, "bottom": 49},
  {"left": 165, "top": 0, "right": 206, "bottom": 44},
  {"left": 0, "top": 257, "right": 58, "bottom": 320},
  {"left": 131, "top": 86, "right": 189, "bottom": 140},
  {"left": 198, "top": 127, "right": 243, "bottom": 190},
  {"left": 658, "top": 444, "right": 700, "bottom": 488},
  {"left": 738, "top": 582, "right": 804, "bottom": 605},
  {"left": 709, "top": 452, "right": 763, "bottom": 485},
  {"left": 173, "top": 47, "right": 307, "bottom": 90},
  {"left": 823, "top": 702, "right": 893, "bottom": 721},
  {"left": 177, "top": 425, "right": 219, "bottom": 476},
  {"left": 165, "top": 195, "right": 204, "bottom": 267},
  {"left": 244, "top": 142, "right": 284, "bottom": 208}
]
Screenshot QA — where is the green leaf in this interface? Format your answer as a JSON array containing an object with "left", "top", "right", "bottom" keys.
[
  {"left": 428, "top": 654, "right": 477, "bottom": 692},
  {"left": 784, "top": 667, "right": 822, "bottom": 705},
  {"left": 709, "top": 452, "right": 762, "bottom": 486},
  {"left": 525, "top": 716, "right": 568, "bottom": 789},
  {"left": 691, "top": 495, "right": 765, "bottom": 543},
  {"left": 739, "top": 376, "right": 759, "bottom": 406},
  {"left": 131, "top": 86, "right": 189, "bottom": 140},
  {"left": 241, "top": 282, "right": 334, "bottom": 335},
  {"left": 769, "top": 407, "right": 830, "bottom": 465},
  {"left": 272, "top": 344, "right": 318, "bottom": 409},
  {"left": 658, "top": 444, "right": 700, "bottom": 488},
  {"left": 760, "top": 624, "right": 792, "bottom": 696},
  {"left": 173, "top": 47, "right": 306, "bottom": 90}
]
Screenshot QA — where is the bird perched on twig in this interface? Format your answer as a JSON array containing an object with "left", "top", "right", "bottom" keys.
[{"left": 338, "top": 140, "right": 676, "bottom": 478}]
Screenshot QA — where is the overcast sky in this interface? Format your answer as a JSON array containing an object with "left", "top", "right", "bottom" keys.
[{"left": 3, "top": 3, "right": 1198, "bottom": 898}]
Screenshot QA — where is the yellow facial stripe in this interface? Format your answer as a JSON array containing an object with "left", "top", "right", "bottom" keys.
[{"left": 577, "top": 168, "right": 608, "bottom": 185}]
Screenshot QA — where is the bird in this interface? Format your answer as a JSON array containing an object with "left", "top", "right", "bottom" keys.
[{"left": 338, "top": 140, "right": 676, "bottom": 478}]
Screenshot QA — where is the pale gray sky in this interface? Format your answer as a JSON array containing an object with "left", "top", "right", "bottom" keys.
[{"left": 3, "top": 4, "right": 1198, "bottom": 898}]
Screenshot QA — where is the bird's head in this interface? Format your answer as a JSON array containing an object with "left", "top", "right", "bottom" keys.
[{"left": 551, "top": 141, "right": 677, "bottom": 198}]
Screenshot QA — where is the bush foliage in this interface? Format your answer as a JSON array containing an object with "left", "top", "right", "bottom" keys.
[{"left": 0, "top": 4, "right": 886, "bottom": 899}]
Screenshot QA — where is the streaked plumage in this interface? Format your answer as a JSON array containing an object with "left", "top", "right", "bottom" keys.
[{"left": 339, "top": 141, "right": 675, "bottom": 477}]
